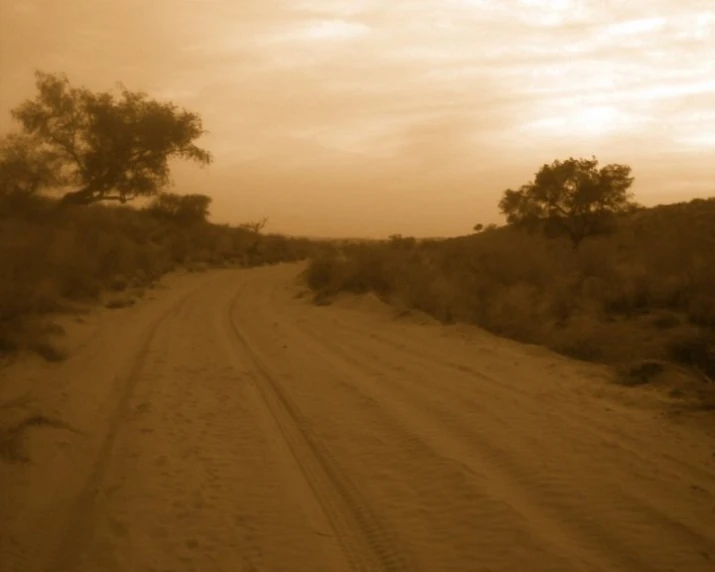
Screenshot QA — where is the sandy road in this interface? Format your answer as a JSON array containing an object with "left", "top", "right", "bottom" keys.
[{"left": 2, "top": 263, "right": 715, "bottom": 571}]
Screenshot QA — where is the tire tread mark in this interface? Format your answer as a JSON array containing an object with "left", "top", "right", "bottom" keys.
[
  {"left": 48, "top": 285, "right": 202, "bottom": 572},
  {"left": 313, "top": 315, "right": 715, "bottom": 483},
  {"left": 294, "top": 316, "right": 715, "bottom": 568},
  {"left": 228, "top": 288, "right": 412, "bottom": 572}
]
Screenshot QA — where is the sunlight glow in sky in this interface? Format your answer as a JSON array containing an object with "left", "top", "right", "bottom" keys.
[{"left": 0, "top": 0, "right": 713, "bottom": 237}]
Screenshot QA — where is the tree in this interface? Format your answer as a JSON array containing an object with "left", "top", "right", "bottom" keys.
[
  {"left": 10, "top": 71, "right": 212, "bottom": 206},
  {"left": 147, "top": 192, "right": 212, "bottom": 226},
  {"left": 0, "top": 133, "right": 65, "bottom": 197},
  {"left": 238, "top": 218, "right": 268, "bottom": 262},
  {"left": 498, "top": 156, "right": 636, "bottom": 248},
  {"left": 239, "top": 217, "right": 268, "bottom": 234}
]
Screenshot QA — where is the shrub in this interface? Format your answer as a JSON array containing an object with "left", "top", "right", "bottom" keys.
[
  {"left": 668, "top": 332, "right": 715, "bottom": 378},
  {"left": 0, "top": 199, "right": 322, "bottom": 359},
  {"left": 303, "top": 197, "right": 715, "bottom": 384}
]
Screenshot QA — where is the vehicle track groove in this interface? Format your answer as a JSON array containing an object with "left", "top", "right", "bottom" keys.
[
  {"left": 49, "top": 285, "right": 203, "bottom": 572},
  {"left": 227, "top": 286, "right": 413, "bottom": 572}
]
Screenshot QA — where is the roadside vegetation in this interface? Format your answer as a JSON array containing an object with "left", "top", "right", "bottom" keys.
[
  {"left": 3, "top": 71, "right": 714, "bottom": 409},
  {"left": 306, "top": 158, "right": 715, "bottom": 407},
  {"left": 0, "top": 71, "right": 320, "bottom": 359}
]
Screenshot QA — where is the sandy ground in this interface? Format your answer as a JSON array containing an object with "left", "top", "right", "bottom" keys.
[{"left": 1, "top": 263, "right": 715, "bottom": 572}]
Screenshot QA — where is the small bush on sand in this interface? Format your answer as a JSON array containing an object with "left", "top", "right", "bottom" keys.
[
  {"left": 105, "top": 297, "right": 135, "bottom": 309},
  {"left": 616, "top": 360, "right": 667, "bottom": 386},
  {"left": 668, "top": 332, "right": 715, "bottom": 380}
]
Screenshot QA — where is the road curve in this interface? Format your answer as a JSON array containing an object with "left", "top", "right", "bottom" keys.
[{"left": 2, "top": 263, "right": 715, "bottom": 571}]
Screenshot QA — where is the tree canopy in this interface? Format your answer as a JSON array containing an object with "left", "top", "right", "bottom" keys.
[
  {"left": 498, "top": 156, "right": 637, "bottom": 247},
  {"left": 0, "top": 132, "right": 65, "bottom": 197},
  {"left": 9, "top": 71, "right": 212, "bottom": 206}
]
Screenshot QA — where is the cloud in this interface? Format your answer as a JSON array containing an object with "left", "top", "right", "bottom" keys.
[{"left": 1, "top": 0, "right": 714, "bottom": 236}]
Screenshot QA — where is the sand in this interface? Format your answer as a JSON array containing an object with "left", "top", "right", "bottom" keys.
[{"left": 1, "top": 263, "right": 714, "bottom": 571}]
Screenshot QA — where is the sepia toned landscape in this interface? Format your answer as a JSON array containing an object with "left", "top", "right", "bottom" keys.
[{"left": 1, "top": 1, "right": 714, "bottom": 571}]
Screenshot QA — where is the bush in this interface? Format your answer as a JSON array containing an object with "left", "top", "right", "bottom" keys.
[
  {"left": 668, "top": 332, "right": 715, "bottom": 378},
  {"left": 303, "top": 198, "right": 715, "bottom": 380},
  {"left": 304, "top": 255, "right": 341, "bottom": 292},
  {"left": 0, "top": 199, "right": 322, "bottom": 359}
]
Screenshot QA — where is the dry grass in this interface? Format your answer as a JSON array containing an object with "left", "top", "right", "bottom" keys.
[
  {"left": 304, "top": 198, "right": 715, "bottom": 402},
  {"left": 0, "top": 194, "right": 320, "bottom": 360}
]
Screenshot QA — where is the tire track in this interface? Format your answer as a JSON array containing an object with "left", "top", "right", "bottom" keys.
[
  {"left": 244, "top": 302, "right": 633, "bottom": 570},
  {"left": 305, "top": 306, "right": 715, "bottom": 484},
  {"left": 231, "top": 276, "right": 712, "bottom": 571},
  {"left": 274, "top": 301, "right": 715, "bottom": 571},
  {"left": 229, "top": 278, "right": 590, "bottom": 570},
  {"left": 226, "top": 286, "right": 413, "bottom": 572},
  {"left": 48, "top": 284, "right": 204, "bottom": 572},
  {"left": 71, "top": 271, "right": 310, "bottom": 572}
]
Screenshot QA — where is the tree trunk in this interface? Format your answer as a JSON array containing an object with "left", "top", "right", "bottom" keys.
[
  {"left": 57, "top": 187, "right": 96, "bottom": 207},
  {"left": 57, "top": 188, "right": 128, "bottom": 207}
]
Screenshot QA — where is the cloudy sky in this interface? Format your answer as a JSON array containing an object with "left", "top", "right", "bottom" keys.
[{"left": 1, "top": 0, "right": 713, "bottom": 237}]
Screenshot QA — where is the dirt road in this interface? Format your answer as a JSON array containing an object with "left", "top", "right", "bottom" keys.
[{"left": 2, "top": 263, "right": 715, "bottom": 571}]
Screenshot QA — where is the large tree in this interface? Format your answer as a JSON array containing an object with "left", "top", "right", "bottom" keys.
[
  {"left": 10, "top": 71, "right": 212, "bottom": 206},
  {"left": 0, "top": 132, "right": 64, "bottom": 197},
  {"left": 498, "top": 156, "right": 637, "bottom": 248}
]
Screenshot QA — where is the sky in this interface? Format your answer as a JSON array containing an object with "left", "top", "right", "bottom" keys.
[{"left": 0, "top": 0, "right": 713, "bottom": 237}]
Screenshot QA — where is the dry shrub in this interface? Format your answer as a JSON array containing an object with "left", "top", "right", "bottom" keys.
[
  {"left": 616, "top": 360, "right": 667, "bottom": 386},
  {"left": 668, "top": 332, "right": 715, "bottom": 379},
  {"left": 304, "top": 198, "right": 715, "bottom": 390},
  {"left": 0, "top": 199, "right": 322, "bottom": 360},
  {"left": 304, "top": 255, "right": 341, "bottom": 292}
]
